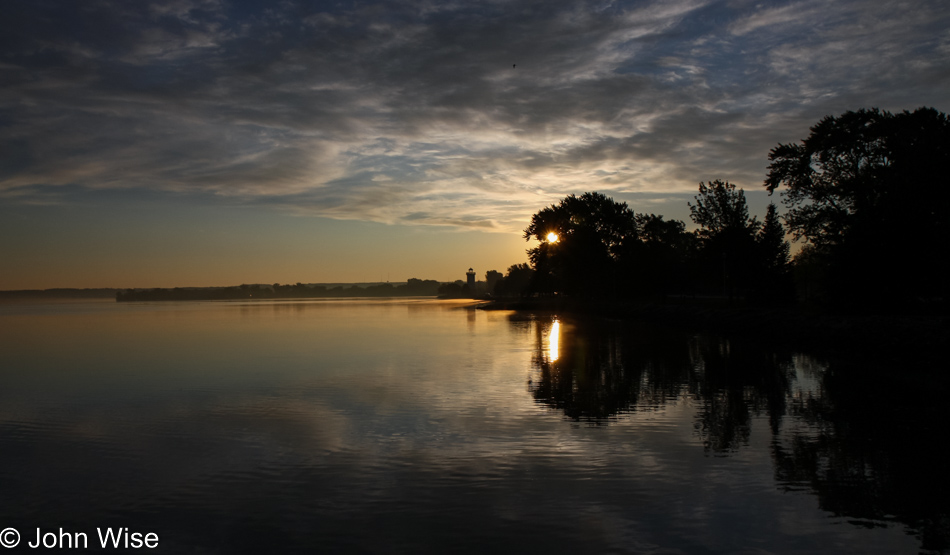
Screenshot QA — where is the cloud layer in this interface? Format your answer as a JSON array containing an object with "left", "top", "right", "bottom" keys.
[{"left": 2, "top": 0, "right": 949, "bottom": 230}]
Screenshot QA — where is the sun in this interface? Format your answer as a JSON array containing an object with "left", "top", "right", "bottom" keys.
[{"left": 546, "top": 232, "right": 559, "bottom": 243}]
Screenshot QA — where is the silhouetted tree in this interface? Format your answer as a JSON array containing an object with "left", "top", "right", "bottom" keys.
[
  {"left": 631, "top": 213, "right": 698, "bottom": 297},
  {"left": 689, "top": 180, "right": 759, "bottom": 298},
  {"left": 689, "top": 180, "right": 758, "bottom": 239},
  {"left": 524, "top": 192, "right": 638, "bottom": 297},
  {"left": 757, "top": 204, "right": 790, "bottom": 272},
  {"left": 789, "top": 244, "right": 829, "bottom": 302},
  {"left": 754, "top": 203, "right": 793, "bottom": 301},
  {"left": 495, "top": 263, "right": 534, "bottom": 297},
  {"left": 766, "top": 108, "right": 888, "bottom": 249},
  {"left": 765, "top": 107, "right": 950, "bottom": 305},
  {"left": 484, "top": 270, "right": 502, "bottom": 294}
]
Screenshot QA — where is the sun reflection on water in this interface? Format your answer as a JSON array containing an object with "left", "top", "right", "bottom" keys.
[{"left": 548, "top": 319, "right": 560, "bottom": 362}]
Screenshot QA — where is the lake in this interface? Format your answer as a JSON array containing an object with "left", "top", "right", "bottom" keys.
[{"left": 0, "top": 298, "right": 946, "bottom": 554}]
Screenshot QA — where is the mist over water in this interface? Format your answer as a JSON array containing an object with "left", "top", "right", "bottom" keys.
[{"left": 0, "top": 299, "right": 945, "bottom": 553}]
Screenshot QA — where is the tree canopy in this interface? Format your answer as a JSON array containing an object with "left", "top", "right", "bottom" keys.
[
  {"left": 520, "top": 189, "right": 786, "bottom": 300},
  {"left": 688, "top": 180, "right": 762, "bottom": 298},
  {"left": 688, "top": 180, "right": 758, "bottom": 239},
  {"left": 523, "top": 192, "right": 639, "bottom": 297},
  {"left": 765, "top": 106, "right": 950, "bottom": 302},
  {"left": 765, "top": 107, "right": 949, "bottom": 247},
  {"left": 758, "top": 203, "right": 790, "bottom": 274},
  {"left": 523, "top": 192, "right": 638, "bottom": 259}
]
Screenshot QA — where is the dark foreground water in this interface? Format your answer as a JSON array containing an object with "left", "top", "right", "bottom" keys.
[{"left": 0, "top": 298, "right": 946, "bottom": 554}]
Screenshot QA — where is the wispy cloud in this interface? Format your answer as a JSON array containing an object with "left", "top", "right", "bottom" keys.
[{"left": 1, "top": 0, "right": 948, "bottom": 231}]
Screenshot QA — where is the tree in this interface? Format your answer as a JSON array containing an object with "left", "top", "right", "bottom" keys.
[
  {"left": 688, "top": 180, "right": 759, "bottom": 298},
  {"left": 485, "top": 270, "right": 503, "bottom": 294},
  {"left": 755, "top": 203, "right": 793, "bottom": 301},
  {"left": 757, "top": 203, "right": 790, "bottom": 275},
  {"left": 406, "top": 278, "right": 440, "bottom": 296},
  {"left": 632, "top": 213, "right": 698, "bottom": 297},
  {"left": 688, "top": 180, "right": 758, "bottom": 240},
  {"left": 437, "top": 281, "right": 465, "bottom": 298},
  {"left": 765, "top": 107, "right": 950, "bottom": 303},
  {"left": 494, "top": 263, "right": 534, "bottom": 297},
  {"left": 765, "top": 108, "right": 891, "bottom": 248},
  {"left": 524, "top": 192, "right": 638, "bottom": 256},
  {"left": 523, "top": 192, "right": 638, "bottom": 297}
]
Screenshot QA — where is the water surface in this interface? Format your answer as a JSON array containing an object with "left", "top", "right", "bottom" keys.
[{"left": 0, "top": 299, "right": 946, "bottom": 553}]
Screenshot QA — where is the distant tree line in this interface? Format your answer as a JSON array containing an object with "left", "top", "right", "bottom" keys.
[
  {"left": 0, "top": 288, "right": 118, "bottom": 300},
  {"left": 488, "top": 107, "right": 948, "bottom": 310},
  {"left": 117, "top": 279, "right": 442, "bottom": 302}
]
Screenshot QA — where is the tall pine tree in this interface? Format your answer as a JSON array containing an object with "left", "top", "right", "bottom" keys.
[{"left": 757, "top": 203, "right": 790, "bottom": 274}]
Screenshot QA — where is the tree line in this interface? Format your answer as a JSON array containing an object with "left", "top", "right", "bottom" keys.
[
  {"left": 117, "top": 279, "right": 442, "bottom": 302},
  {"left": 488, "top": 107, "right": 948, "bottom": 310}
]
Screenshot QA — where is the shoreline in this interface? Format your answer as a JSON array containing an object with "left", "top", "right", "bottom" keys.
[{"left": 476, "top": 297, "right": 948, "bottom": 353}]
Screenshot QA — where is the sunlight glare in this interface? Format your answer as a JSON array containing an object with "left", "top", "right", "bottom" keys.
[
  {"left": 546, "top": 232, "right": 559, "bottom": 243},
  {"left": 548, "top": 319, "right": 560, "bottom": 362}
]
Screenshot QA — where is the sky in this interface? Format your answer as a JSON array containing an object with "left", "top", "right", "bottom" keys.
[{"left": 2, "top": 0, "right": 949, "bottom": 289}]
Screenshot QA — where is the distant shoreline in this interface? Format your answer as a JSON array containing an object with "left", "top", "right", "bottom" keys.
[
  {"left": 115, "top": 281, "right": 448, "bottom": 302},
  {"left": 0, "top": 281, "right": 448, "bottom": 301},
  {"left": 0, "top": 285, "right": 484, "bottom": 303},
  {"left": 0, "top": 288, "right": 118, "bottom": 300}
]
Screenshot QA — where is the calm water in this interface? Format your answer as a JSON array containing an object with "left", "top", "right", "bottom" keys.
[{"left": 0, "top": 298, "right": 946, "bottom": 554}]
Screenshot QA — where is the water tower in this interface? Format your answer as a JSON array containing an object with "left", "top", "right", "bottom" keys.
[{"left": 466, "top": 268, "right": 476, "bottom": 289}]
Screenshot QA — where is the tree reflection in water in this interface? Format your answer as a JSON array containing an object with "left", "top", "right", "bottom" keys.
[
  {"left": 522, "top": 314, "right": 950, "bottom": 552},
  {"left": 528, "top": 316, "right": 692, "bottom": 422}
]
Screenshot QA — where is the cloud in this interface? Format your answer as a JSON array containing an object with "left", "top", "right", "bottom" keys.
[{"left": 1, "top": 0, "right": 949, "bottom": 231}]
